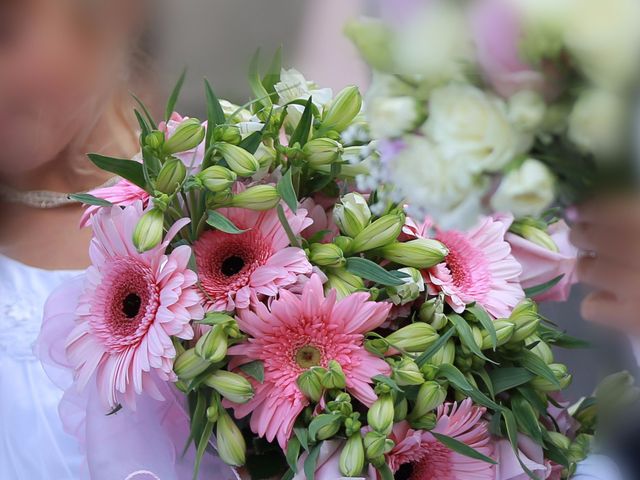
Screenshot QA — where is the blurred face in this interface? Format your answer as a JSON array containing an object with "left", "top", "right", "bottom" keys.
[{"left": 0, "top": 0, "right": 139, "bottom": 177}]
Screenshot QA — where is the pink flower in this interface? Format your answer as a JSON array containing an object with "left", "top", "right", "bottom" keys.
[
  {"left": 193, "top": 205, "right": 313, "bottom": 312},
  {"left": 226, "top": 275, "right": 392, "bottom": 448},
  {"left": 385, "top": 399, "right": 494, "bottom": 479},
  {"left": 470, "top": 0, "right": 563, "bottom": 100},
  {"left": 406, "top": 216, "right": 525, "bottom": 318},
  {"left": 80, "top": 179, "right": 150, "bottom": 228},
  {"left": 507, "top": 221, "right": 577, "bottom": 302},
  {"left": 159, "top": 112, "right": 206, "bottom": 171},
  {"left": 60, "top": 203, "right": 202, "bottom": 410},
  {"left": 300, "top": 197, "right": 339, "bottom": 243},
  {"left": 495, "top": 436, "right": 553, "bottom": 480}
]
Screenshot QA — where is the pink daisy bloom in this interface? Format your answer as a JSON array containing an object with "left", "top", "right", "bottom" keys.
[
  {"left": 225, "top": 275, "right": 392, "bottom": 448},
  {"left": 386, "top": 399, "right": 495, "bottom": 480},
  {"left": 66, "top": 202, "right": 202, "bottom": 409},
  {"left": 80, "top": 178, "right": 150, "bottom": 228},
  {"left": 193, "top": 204, "right": 313, "bottom": 312},
  {"left": 405, "top": 216, "right": 524, "bottom": 318}
]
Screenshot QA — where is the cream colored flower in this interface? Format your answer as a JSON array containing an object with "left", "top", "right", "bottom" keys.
[{"left": 368, "top": 96, "right": 420, "bottom": 139}]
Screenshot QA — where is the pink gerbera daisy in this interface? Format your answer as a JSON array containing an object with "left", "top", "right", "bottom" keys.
[
  {"left": 79, "top": 178, "right": 150, "bottom": 228},
  {"left": 225, "top": 275, "right": 392, "bottom": 448},
  {"left": 386, "top": 399, "right": 495, "bottom": 480},
  {"left": 405, "top": 216, "right": 524, "bottom": 318},
  {"left": 67, "top": 202, "right": 202, "bottom": 410},
  {"left": 193, "top": 204, "right": 313, "bottom": 312}
]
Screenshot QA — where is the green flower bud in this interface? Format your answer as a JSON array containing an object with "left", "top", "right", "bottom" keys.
[
  {"left": 229, "top": 185, "right": 280, "bottom": 210},
  {"left": 430, "top": 340, "right": 456, "bottom": 366},
  {"left": 195, "top": 325, "right": 228, "bottom": 363},
  {"left": 164, "top": 119, "right": 205, "bottom": 154},
  {"left": 311, "top": 414, "right": 343, "bottom": 441},
  {"left": 386, "top": 267, "right": 425, "bottom": 306},
  {"left": 334, "top": 236, "right": 355, "bottom": 255},
  {"left": 206, "top": 398, "right": 219, "bottom": 423},
  {"left": 333, "top": 193, "right": 372, "bottom": 238},
  {"left": 340, "top": 434, "right": 365, "bottom": 477},
  {"left": 309, "top": 243, "right": 345, "bottom": 268},
  {"left": 509, "top": 299, "right": 541, "bottom": 343},
  {"left": 145, "top": 130, "right": 165, "bottom": 150},
  {"left": 205, "top": 370, "right": 254, "bottom": 403},
  {"left": 155, "top": 158, "right": 187, "bottom": 195},
  {"left": 394, "top": 397, "right": 408, "bottom": 422},
  {"left": 367, "top": 394, "right": 394, "bottom": 435},
  {"left": 380, "top": 239, "right": 448, "bottom": 269},
  {"left": 216, "top": 143, "right": 260, "bottom": 177},
  {"left": 254, "top": 143, "right": 276, "bottom": 169},
  {"left": 345, "top": 413, "right": 363, "bottom": 437},
  {"left": 327, "top": 393, "right": 353, "bottom": 417},
  {"left": 322, "top": 86, "right": 363, "bottom": 133},
  {"left": 197, "top": 166, "right": 237, "bottom": 193},
  {"left": 568, "top": 434, "right": 593, "bottom": 464},
  {"left": 133, "top": 208, "right": 165, "bottom": 253},
  {"left": 174, "top": 348, "right": 210, "bottom": 380},
  {"left": 481, "top": 319, "right": 515, "bottom": 350},
  {"left": 410, "top": 412, "right": 437, "bottom": 431},
  {"left": 410, "top": 381, "right": 446, "bottom": 420},
  {"left": 386, "top": 323, "right": 439, "bottom": 353},
  {"left": 216, "top": 409, "right": 246, "bottom": 466},
  {"left": 322, "top": 360, "right": 347, "bottom": 390},
  {"left": 419, "top": 295, "right": 448, "bottom": 330},
  {"left": 393, "top": 358, "right": 425, "bottom": 386},
  {"left": 303, "top": 138, "right": 344, "bottom": 168},
  {"left": 530, "top": 363, "right": 572, "bottom": 392},
  {"left": 351, "top": 213, "right": 404, "bottom": 253},
  {"left": 365, "top": 338, "right": 390, "bottom": 356},
  {"left": 512, "top": 223, "right": 559, "bottom": 252},
  {"left": 214, "top": 125, "right": 242, "bottom": 145},
  {"left": 547, "top": 431, "right": 571, "bottom": 450},
  {"left": 297, "top": 367, "right": 325, "bottom": 402},
  {"left": 526, "top": 335, "right": 554, "bottom": 364},
  {"left": 326, "top": 268, "right": 365, "bottom": 299},
  {"left": 364, "top": 431, "right": 390, "bottom": 460},
  {"left": 420, "top": 364, "right": 439, "bottom": 381}
]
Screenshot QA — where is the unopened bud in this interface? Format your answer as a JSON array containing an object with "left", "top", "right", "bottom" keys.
[
  {"left": 333, "top": 193, "right": 372, "bottom": 238},
  {"left": 394, "top": 397, "right": 408, "bottom": 422},
  {"left": 155, "top": 158, "right": 187, "bottom": 195},
  {"left": 344, "top": 414, "right": 363, "bottom": 437},
  {"left": 386, "top": 267, "right": 425, "bottom": 306},
  {"left": 481, "top": 319, "right": 515, "bottom": 350},
  {"left": 322, "top": 360, "right": 347, "bottom": 390},
  {"left": 216, "top": 143, "right": 260, "bottom": 177},
  {"left": 334, "top": 236, "right": 355, "bottom": 255},
  {"left": 364, "top": 431, "right": 393, "bottom": 460},
  {"left": 254, "top": 144, "right": 276, "bottom": 169},
  {"left": 526, "top": 336, "right": 554, "bottom": 364},
  {"left": 410, "top": 412, "right": 437, "bottom": 430},
  {"left": 216, "top": 409, "right": 246, "bottom": 466},
  {"left": 214, "top": 125, "right": 242, "bottom": 145},
  {"left": 568, "top": 434, "right": 593, "bottom": 464},
  {"left": 365, "top": 338, "right": 390, "bottom": 356},
  {"left": 297, "top": 368, "right": 325, "bottom": 402},
  {"left": 530, "top": 363, "right": 572, "bottom": 392},
  {"left": 419, "top": 295, "right": 447, "bottom": 330},
  {"left": 517, "top": 223, "right": 559, "bottom": 252},
  {"left": 411, "top": 381, "right": 446, "bottom": 420},
  {"left": 309, "top": 243, "right": 345, "bottom": 268},
  {"left": 326, "top": 268, "right": 365, "bottom": 299},
  {"left": 205, "top": 370, "right": 254, "bottom": 404},
  {"left": 340, "top": 434, "right": 365, "bottom": 477},
  {"left": 509, "top": 299, "right": 541, "bottom": 343},
  {"left": 164, "top": 118, "right": 205, "bottom": 154},
  {"left": 145, "top": 131, "right": 165, "bottom": 150},
  {"left": 393, "top": 358, "right": 425, "bottom": 386},
  {"left": 380, "top": 239, "right": 448, "bottom": 269},
  {"left": 312, "top": 414, "right": 343, "bottom": 441},
  {"left": 195, "top": 325, "right": 228, "bottom": 363},
  {"left": 229, "top": 185, "right": 280, "bottom": 210},
  {"left": 206, "top": 398, "right": 219, "bottom": 423},
  {"left": 351, "top": 213, "right": 404, "bottom": 253},
  {"left": 303, "top": 138, "right": 344, "bottom": 168},
  {"left": 547, "top": 431, "right": 571, "bottom": 450},
  {"left": 386, "top": 323, "right": 439, "bottom": 353},
  {"left": 430, "top": 340, "right": 456, "bottom": 366},
  {"left": 174, "top": 348, "right": 210, "bottom": 380},
  {"left": 367, "top": 395, "right": 394, "bottom": 435},
  {"left": 323, "top": 86, "right": 363, "bottom": 133},
  {"left": 133, "top": 208, "right": 165, "bottom": 253},
  {"left": 197, "top": 166, "right": 237, "bottom": 193}
]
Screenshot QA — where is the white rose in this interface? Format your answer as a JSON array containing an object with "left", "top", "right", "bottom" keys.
[
  {"left": 392, "top": 3, "right": 473, "bottom": 84},
  {"left": 565, "top": 0, "right": 640, "bottom": 89},
  {"left": 508, "top": 90, "right": 547, "bottom": 132},
  {"left": 368, "top": 96, "right": 420, "bottom": 139},
  {"left": 424, "top": 84, "right": 528, "bottom": 172},
  {"left": 568, "top": 89, "right": 625, "bottom": 158},
  {"left": 491, "top": 158, "right": 555, "bottom": 218},
  {"left": 390, "top": 135, "right": 486, "bottom": 230}
]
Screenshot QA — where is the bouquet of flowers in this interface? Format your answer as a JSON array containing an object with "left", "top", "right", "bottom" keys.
[
  {"left": 347, "top": 0, "right": 640, "bottom": 229},
  {"left": 38, "top": 55, "right": 617, "bottom": 480}
]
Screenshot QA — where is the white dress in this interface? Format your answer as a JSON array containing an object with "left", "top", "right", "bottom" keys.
[{"left": 0, "top": 254, "right": 84, "bottom": 479}]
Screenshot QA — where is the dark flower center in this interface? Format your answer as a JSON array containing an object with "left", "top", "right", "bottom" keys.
[
  {"left": 295, "top": 345, "right": 322, "bottom": 369},
  {"left": 122, "top": 293, "right": 142, "bottom": 319},
  {"left": 221, "top": 255, "right": 245, "bottom": 277}
]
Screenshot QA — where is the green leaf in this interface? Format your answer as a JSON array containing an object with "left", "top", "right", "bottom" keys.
[
  {"left": 474, "top": 369, "right": 495, "bottom": 399},
  {"left": 193, "top": 420, "right": 214, "bottom": 480},
  {"left": 449, "top": 314, "right": 496, "bottom": 364},
  {"left": 134, "top": 109, "right": 151, "bottom": 140},
  {"left": 131, "top": 92, "right": 157, "bottom": 130},
  {"left": 190, "top": 390, "right": 208, "bottom": 450},
  {"left": 277, "top": 204, "right": 302, "bottom": 249},
  {"left": 511, "top": 394, "right": 543, "bottom": 444},
  {"left": 303, "top": 443, "right": 323, "bottom": 480},
  {"left": 206, "top": 210, "right": 249, "bottom": 234},
  {"left": 294, "top": 427, "right": 309, "bottom": 451},
  {"left": 204, "top": 79, "right": 226, "bottom": 152},
  {"left": 285, "top": 436, "right": 301, "bottom": 474},
  {"left": 239, "top": 360, "right": 265, "bottom": 383},
  {"left": 309, "top": 414, "right": 341, "bottom": 442},
  {"left": 262, "top": 47, "right": 283, "bottom": 95},
  {"left": 438, "top": 364, "right": 501, "bottom": 411},
  {"left": 68, "top": 193, "right": 114, "bottom": 207},
  {"left": 277, "top": 169, "right": 298, "bottom": 213},
  {"left": 490, "top": 368, "right": 535, "bottom": 394},
  {"left": 467, "top": 305, "right": 497, "bottom": 351},
  {"left": 165, "top": 68, "right": 187, "bottom": 121},
  {"left": 432, "top": 432, "right": 497, "bottom": 464},
  {"left": 249, "top": 49, "right": 272, "bottom": 109},
  {"left": 415, "top": 328, "right": 455, "bottom": 367},
  {"left": 87, "top": 154, "right": 146, "bottom": 189},
  {"left": 289, "top": 97, "right": 314, "bottom": 147},
  {"left": 524, "top": 275, "right": 564, "bottom": 298},
  {"left": 516, "top": 385, "right": 548, "bottom": 414},
  {"left": 503, "top": 409, "right": 542, "bottom": 480},
  {"left": 239, "top": 131, "right": 263, "bottom": 154},
  {"left": 521, "top": 350, "right": 561, "bottom": 389},
  {"left": 376, "top": 463, "right": 395, "bottom": 480},
  {"left": 345, "top": 257, "right": 406, "bottom": 287},
  {"left": 372, "top": 374, "right": 404, "bottom": 393}
]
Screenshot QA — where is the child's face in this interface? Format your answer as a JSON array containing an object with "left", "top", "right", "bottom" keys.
[{"left": 0, "top": 0, "right": 135, "bottom": 177}]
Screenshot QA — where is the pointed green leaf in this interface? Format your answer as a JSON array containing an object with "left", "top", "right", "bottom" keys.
[
  {"left": 285, "top": 436, "right": 301, "bottom": 474},
  {"left": 294, "top": 427, "right": 309, "bottom": 451},
  {"left": 432, "top": 432, "right": 497, "bottom": 464},
  {"left": 511, "top": 394, "right": 543, "bottom": 444},
  {"left": 503, "top": 409, "right": 542, "bottom": 480},
  {"left": 193, "top": 420, "right": 214, "bottom": 480},
  {"left": 415, "top": 328, "right": 455, "bottom": 367},
  {"left": 303, "top": 443, "right": 322, "bottom": 480},
  {"left": 239, "top": 360, "right": 265, "bottom": 384},
  {"left": 490, "top": 368, "right": 535, "bottom": 394},
  {"left": 449, "top": 314, "right": 496, "bottom": 364},
  {"left": 207, "top": 210, "right": 249, "bottom": 234},
  {"left": 204, "top": 79, "right": 226, "bottom": 152},
  {"left": 438, "top": 364, "right": 501, "bottom": 411},
  {"left": 524, "top": 275, "right": 564, "bottom": 298},
  {"left": 289, "top": 97, "right": 314, "bottom": 147},
  {"left": 521, "top": 350, "right": 561, "bottom": 389},
  {"left": 262, "top": 47, "right": 283, "bottom": 95},
  {"left": 134, "top": 109, "right": 151, "bottom": 140},
  {"left": 68, "top": 193, "right": 114, "bottom": 207},
  {"left": 277, "top": 169, "right": 298, "bottom": 213},
  {"left": 376, "top": 463, "right": 395, "bottom": 480},
  {"left": 131, "top": 92, "right": 157, "bottom": 130},
  {"left": 249, "top": 49, "right": 272, "bottom": 108},
  {"left": 239, "top": 131, "right": 263, "bottom": 154},
  {"left": 345, "top": 257, "right": 406, "bottom": 287},
  {"left": 277, "top": 204, "right": 302, "bottom": 249},
  {"left": 165, "top": 68, "right": 187, "bottom": 121},
  {"left": 87, "top": 154, "right": 146, "bottom": 189},
  {"left": 467, "top": 305, "right": 497, "bottom": 350}
]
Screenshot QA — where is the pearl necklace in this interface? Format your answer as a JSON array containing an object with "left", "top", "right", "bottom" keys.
[{"left": 0, "top": 176, "right": 119, "bottom": 209}]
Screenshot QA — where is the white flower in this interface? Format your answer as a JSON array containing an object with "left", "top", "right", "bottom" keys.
[
  {"left": 564, "top": 0, "right": 640, "bottom": 89},
  {"left": 368, "top": 96, "right": 420, "bottom": 139},
  {"left": 508, "top": 90, "right": 547, "bottom": 132},
  {"left": 491, "top": 158, "right": 555, "bottom": 218},
  {"left": 424, "top": 84, "right": 528, "bottom": 172},
  {"left": 387, "top": 267, "right": 425, "bottom": 306},
  {"left": 568, "top": 88, "right": 625, "bottom": 158},
  {"left": 392, "top": 3, "right": 473, "bottom": 84},
  {"left": 390, "top": 135, "right": 487, "bottom": 230},
  {"left": 275, "top": 69, "right": 333, "bottom": 128}
]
